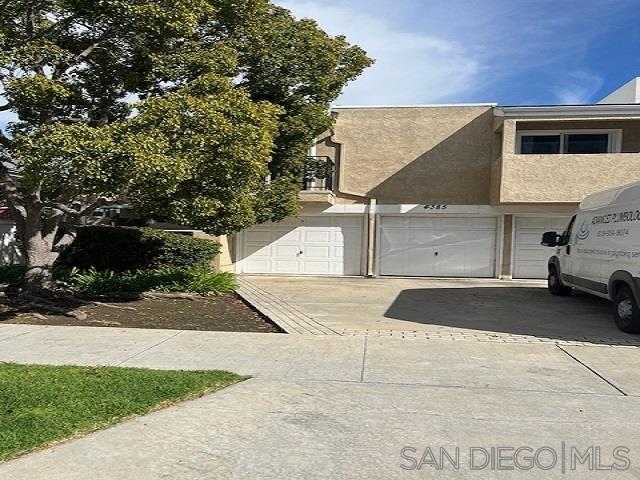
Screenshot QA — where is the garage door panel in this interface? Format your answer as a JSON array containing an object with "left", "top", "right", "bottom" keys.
[
  {"left": 305, "top": 246, "right": 331, "bottom": 258},
  {"left": 407, "top": 217, "right": 437, "bottom": 229},
  {"left": 301, "top": 261, "right": 332, "bottom": 274},
  {"left": 468, "top": 217, "right": 498, "bottom": 229},
  {"left": 549, "top": 218, "right": 570, "bottom": 231},
  {"left": 304, "top": 230, "right": 331, "bottom": 242},
  {"left": 439, "top": 217, "right": 470, "bottom": 230},
  {"left": 273, "top": 260, "right": 300, "bottom": 273},
  {"left": 245, "top": 245, "right": 270, "bottom": 257},
  {"left": 244, "top": 230, "right": 273, "bottom": 242},
  {"left": 336, "top": 217, "right": 364, "bottom": 228},
  {"left": 513, "top": 216, "right": 571, "bottom": 279},
  {"left": 277, "top": 230, "right": 302, "bottom": 242},
  {"left": 241, "top": 216, "right": 362, "bottom": 275},
  {"left": 379, "top": 216, "right": 497, "bottom": 277},
  {"left": 517, "top": 217, "right": 546, "bottom": 229},
  {"left": 406, "top": 248, "right": 437, "bottom": 276},
  {"left": 383, "top": 216, "right": 409, "bottom": 228},
  {"left": 274, "top": 245, "right": 300, "bottom": 257}
]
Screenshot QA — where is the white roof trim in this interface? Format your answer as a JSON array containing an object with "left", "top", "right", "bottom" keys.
[
  {"left": 495, "top": 104, "right": 640, "bottom": 118},
  {"left": 330, "top": 103, "right": 497, "bottom": 110}
]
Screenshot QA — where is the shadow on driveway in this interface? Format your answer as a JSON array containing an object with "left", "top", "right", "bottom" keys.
[{"left": 384, "top": 286, "right": 637, "bottom": 345}]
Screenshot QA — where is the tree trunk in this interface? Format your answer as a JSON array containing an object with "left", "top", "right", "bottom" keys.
[
  {"left": 22, "top": 239, "right": 58, "bottom": 294},
  {"left": 15, "top": 205, "right": 61, "bottom": 296}
]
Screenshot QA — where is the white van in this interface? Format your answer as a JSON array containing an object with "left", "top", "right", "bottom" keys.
[{"left": 541, "top": 181, "right": 640, "bottom": 333}]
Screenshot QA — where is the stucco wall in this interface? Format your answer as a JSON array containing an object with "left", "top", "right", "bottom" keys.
[
  {"left": 317, "top": 106, "right": 495, "bottom": 204},
  {"left": 500, "top": 152, "right": 640, "bottom": 203}
]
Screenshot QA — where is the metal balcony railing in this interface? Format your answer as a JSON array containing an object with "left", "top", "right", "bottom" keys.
[{"left": 302, "top": 156, "right": 335, "bottom": 191}]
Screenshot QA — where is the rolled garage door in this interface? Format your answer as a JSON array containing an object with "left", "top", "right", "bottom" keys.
[
  {"left": 513, "top": 216, "right": 571, "bottom": 279},
  {"left": 379, "top": 216, "right": 497, "bottom": 277}
]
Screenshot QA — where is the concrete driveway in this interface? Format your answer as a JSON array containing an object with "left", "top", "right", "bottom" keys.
[{"left": 241, "top": 276, "right": 638, "bottom": 345}]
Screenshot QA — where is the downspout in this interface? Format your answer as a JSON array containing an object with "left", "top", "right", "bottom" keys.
[
  {"left": 329, "top": 111, "right": 377, "bottom": 277},
  {"left": 366, "top": 198, "right": 376, "bottom": 277}
]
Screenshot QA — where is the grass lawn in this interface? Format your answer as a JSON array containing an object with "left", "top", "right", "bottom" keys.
[{"left": 0, "top": 363, "right": 243, "bottom": 461}]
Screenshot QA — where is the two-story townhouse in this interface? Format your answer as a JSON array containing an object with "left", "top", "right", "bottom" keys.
[{"left": 225, "top": 78, "right": 640, "bottom": 280}]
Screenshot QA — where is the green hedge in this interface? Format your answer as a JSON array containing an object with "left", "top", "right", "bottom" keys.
[
  {"left": 0, "top": 265, "right": 25, "bottom": 284},
  {"left": 56, "top": 226, "right": 221, "bottom": 272}
]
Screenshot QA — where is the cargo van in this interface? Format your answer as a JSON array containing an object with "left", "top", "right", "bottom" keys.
[{"left": 541, "top": 181, "right": 640, "bottom": 333}]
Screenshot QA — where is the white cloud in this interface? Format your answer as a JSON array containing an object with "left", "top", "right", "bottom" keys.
[
  {"left": 274, "top": 0, "right": 631, "bottom": 106},
  {"left": 275, "top": 0, "right": 481, "bottom": 105},
  {"left": 552, "top": 72, "right": 605, "bottom": 105}
]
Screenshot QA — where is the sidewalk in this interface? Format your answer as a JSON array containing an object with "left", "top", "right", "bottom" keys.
[{"left": 1, "top": 323, "right": 640, "bottom": 479}]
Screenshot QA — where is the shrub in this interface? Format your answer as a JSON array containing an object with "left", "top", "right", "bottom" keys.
[
  {"left": 0, "top": 265, "right": 25, "bottom": 284},
  {"left": 58, "top": 266, "right": 237, "bottom": 296},
  {"left": 56, "top": 226, "right": 221, "bottom": 272}
]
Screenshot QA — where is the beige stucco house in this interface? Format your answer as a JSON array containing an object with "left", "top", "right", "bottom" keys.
[{"left": 226, "top": 78, "right": 640, "bottom": 280}]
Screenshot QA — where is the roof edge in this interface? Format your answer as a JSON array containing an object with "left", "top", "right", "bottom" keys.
[
  {"left": 495, "top": 104, "right": 640, "bottom": 118},
  {"left": 330, "top": 103, "right": 497, "bottom": 110}
]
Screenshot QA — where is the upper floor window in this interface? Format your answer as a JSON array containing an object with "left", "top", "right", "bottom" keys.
[{"left": 517, "top": 130, "right": 622, "bottom": 154}]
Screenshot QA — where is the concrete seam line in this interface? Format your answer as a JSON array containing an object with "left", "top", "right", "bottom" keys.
[
  {"left": 556, "top": 344, "right": 627, "bottom": 396},
  {"left": 360, "top": 336, "right": 368, "bottom": 383},
  {"left": 321, "top": 378, "right": 627, "bottom": 398},
  {"left": 116, "top": 330, "right": 184, "bottom": 366}
]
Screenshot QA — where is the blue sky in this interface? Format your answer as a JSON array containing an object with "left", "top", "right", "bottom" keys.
[
  {"left": 2, "top": 0, "right": 639, "bottom": 130},
  {"left": 276, "top": 0, "right": 640, "bottom": 106}
]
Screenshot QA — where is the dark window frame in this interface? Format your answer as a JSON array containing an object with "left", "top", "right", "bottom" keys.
[{"left": 516, "top": 130, "right": 621, "bottom": 155}]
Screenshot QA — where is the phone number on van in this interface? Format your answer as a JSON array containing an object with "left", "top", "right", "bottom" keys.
[{"left": 597, "top": 228, "right": 629, "bottom": 237}]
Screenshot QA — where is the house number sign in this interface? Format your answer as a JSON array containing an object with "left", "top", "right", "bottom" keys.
[{"left": 423, "top": 204, "right": 448, "bottom": 210}]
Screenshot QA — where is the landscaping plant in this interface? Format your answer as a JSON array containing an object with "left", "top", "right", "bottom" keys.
[{"left": 59, "top": 266, "right": 237, "bottom": 296}]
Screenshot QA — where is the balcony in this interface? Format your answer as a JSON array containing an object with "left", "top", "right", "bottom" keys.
[
  {"left": 299, "top": 156, "right": 336, "bottom": 204},
  {"left": 494, "top": 152, "right": 640, "bottom": 203}
]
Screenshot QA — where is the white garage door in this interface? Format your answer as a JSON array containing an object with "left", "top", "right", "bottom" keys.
[
  {"left": 379, "top": 216, "right": 497, "bottom": 277},
  {"left": 513, "top": 216, "right": 571, "bottom": 279},
  {"left": 240, "top": 216, "right": 363, "bottom": 275}
]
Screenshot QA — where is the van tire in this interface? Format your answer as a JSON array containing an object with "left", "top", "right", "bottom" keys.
[
  {"left": 548, "top": 268, "right": 572, "bottom": 296},
  {"left": 613, "top": 286, "right": 640, "bottom": 334}
]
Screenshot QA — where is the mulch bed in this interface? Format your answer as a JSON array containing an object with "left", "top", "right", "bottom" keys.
[{"left": 0, "top": 293, "right": 282, "bottom": 333}]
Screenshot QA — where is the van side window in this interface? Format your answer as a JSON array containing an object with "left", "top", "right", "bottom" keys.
[{"left": 559, "top": 216, "right": 576, "bottom": 246}]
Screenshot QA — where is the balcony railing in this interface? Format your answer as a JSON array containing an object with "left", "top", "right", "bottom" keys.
[{"left": 302, "top": 156, "right": 335, "bottom": 191}]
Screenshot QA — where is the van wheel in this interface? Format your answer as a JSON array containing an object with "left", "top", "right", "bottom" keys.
[
  {"left": 548, "top": 269, "right": 572, "bottom": 296},
  {"left": 613, "top": 286, "right": 640, "bottom": 334}
]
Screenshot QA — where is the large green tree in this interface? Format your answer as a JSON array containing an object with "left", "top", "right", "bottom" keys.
[{"left": 0, "top": 0, "right": 372, "bottom": 294}]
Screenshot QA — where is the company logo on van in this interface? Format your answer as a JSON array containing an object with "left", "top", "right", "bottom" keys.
[{"left": 576, "top": 221, "right": 590, "bottom": 241}]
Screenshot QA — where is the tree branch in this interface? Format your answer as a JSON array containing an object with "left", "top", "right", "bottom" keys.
[
  {"left": 78, "top": 197, "right": 111, "bottom": 217},
  {"left": 46, "top": 196, "right": 110, "bottom": 218},
  {"left": 0, "top": 130, "right": 10, "bottom": 148},
  {"left": 26, "top": 3, "right": 35, "bottom": 39},
  {"left": 72, "top": 42, "right": 100, "bottom": 63},
  {"left": 46, "top": 202, "right": 81, "bottom": 217},
  {"left": 0, "top": 163, "right": 26, "bottom": 222}
]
